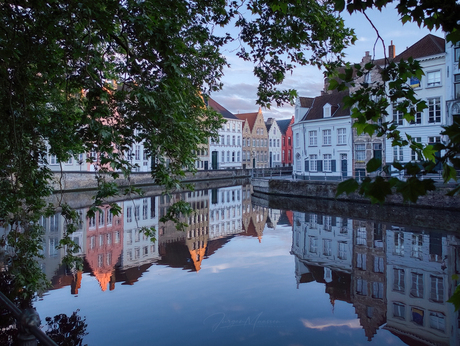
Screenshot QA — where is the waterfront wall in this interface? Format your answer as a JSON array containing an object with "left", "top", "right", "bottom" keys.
[
  {"left": 50, "top": 169, "right": 253, "bottom": 192},
  {"left": 252, "top": 178, "right": 460, "bottom": 211}
]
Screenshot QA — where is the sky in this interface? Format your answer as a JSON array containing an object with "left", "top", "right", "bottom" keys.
[{"left": 210, "top": 5, "right": 442, "bottom": 120}]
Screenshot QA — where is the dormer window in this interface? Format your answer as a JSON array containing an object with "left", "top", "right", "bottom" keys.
[{"left": 323, "top": 103, "right": 331, "bottom": 118}]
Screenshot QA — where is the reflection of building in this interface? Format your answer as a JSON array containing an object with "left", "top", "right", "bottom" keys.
[
  {"left": 384, "top": 226, "right": 451, "bottom": 345},
  {"left": 266, "top": 208, "right": 281, "bottom": 229},
  {"left": 184, "top": 190, "right": 209, "bottom": 272},
  {"left": 122, "top": 197, "right": 160, "bottom": 269},
  {"left": 209, "top": 186, "right": 243, "bottom": 240},
  {"left": 86, "top": 204, "right": 124, "bottom": 291},
  {"left": 291, "top": 211, "right": 352, "bottom": 305},
  {"left": 291, "top": 211, "right": 352, "bottom": 273},
  {"left": 351, "top": 220, "right": 387, "bottom": 341}
]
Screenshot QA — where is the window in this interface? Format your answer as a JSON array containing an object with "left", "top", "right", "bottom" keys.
[
  {"left": 393, "top": 303, "right": 406, "bottom": 319},
  {"left": 394, "top": 146, "right": 403, "bottom": 162},
  {"left": 323, "top": 104, "right": 331, "bottom": 117},
  {"left": 393, "top": 106, "right": 403, "bottom": 125},
  {"left": 411, "top": 273, "right": 424, "bottom": 298},
  {"left": 428, "top": 97, "right": 441, "bottom": 123},
  {"left": 99, "top": 210, "right": 105, "bottom": 226},
  {"left": 430, "top": 276, "right": 444, "bottom": 303},
  {"left": 309, "top": 154, "right": 317, "bottom": 171},
  {"left": 410, "top": 109, "right": 422, "bottom": 124},
  {"left": 429, "top": 312, "right": 445, "bottom": 331},
  {"left": 338, "top": 242, "right": 347, "bottom": 260},
  {"left": 355, "top": 144, "right": 366, "bottom": 162},
  {"left": 337, "top": 128, "right": 346, "bottom": 144},
  {"left": 427, "top": 70, "right": 441, "bottom": 87},
  {"left": 322, "top": 129, "right": 331, "bottom": 145},
  {"left": 227, "top": 151, "right": 230, "bottom": 162},
  {"left": 288, "top": 137, "right": 291, "bottom": 146},
  {"left": 323, "top": 154, "right": 331, "bottom": 171},
  {"left": 356, "top": 253, "right": 366, "bottom": 270},
  {"left": 356, "top": 278, "right": 368, "bottom": 296},
  {"left": 309, "top": 236, "right": 318, "bottom": 253},
  {"left": 373, "top": 256, "right": 384, "bottom": 273},
  {"left": 412, "top": 307, "right": 424, "bottom": 326},
  {"left": 372, "top": 282, "right": 384, "bottom": 299},
  {"left": 309, "top": 131, "right": 317, "bottom": 146},
  {"left": 394, "top": 232, "right": 404, "bottom": 256},
  {"left": 237, "top": 151, "right": 240, "bottom": 162},
  {"left": 393, "top": 268, "right": 405, "bottom": 292},
  {"left": 232, "top": 152, "right": 235, "bottom": 162},
  {"left": 411, "top": 234, "right": 423, "bottom": 259},
  {"left": 323, "top": 239, "right": 332, "bottom": 256},
  {"left": 411, "top": 137, "right": 422, "bottom": 161},
  {"left": 295, "top": 133, "right": 299, "bottom": 147},
  {"left": 127, "top": 206, "right": 132, "bottom": 223},
  {"left": 135, "top": 146, "right": 140, "bottom": 160},
  {"left": 232, "top": 136, "right": 235, "bottom": 145},
  {"left": 455, "top": 74, "right": 460, "bottom": 99}
]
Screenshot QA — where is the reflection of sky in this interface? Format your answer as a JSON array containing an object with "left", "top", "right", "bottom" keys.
[{"left": 34, "top": 224, "right": 405, "bottom": 346}]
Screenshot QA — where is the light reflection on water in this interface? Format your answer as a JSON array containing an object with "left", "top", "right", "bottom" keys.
[{"left": 28, "top": 184, "right": 460, "bottom": 345}]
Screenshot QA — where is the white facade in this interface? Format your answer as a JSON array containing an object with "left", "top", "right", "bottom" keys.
[
  {"left": 208, "top": 186, "right": 243, "bottom": 239},
  {"left": 446, "top": 41, "right": 460, "bottom": 119},
  {"left": 266, "top": 118, "right": 282, "bottom": 167},
  {"left": 385, "top": 226, "right": 452, "bottom": 345},
  {"left": 292, "top": 95, "right": 353, "bottom": 179},
  {"left": 385, "top": 42, "right": 447, "bottom": 170},
  {"left": 122, "top": 196, "right": 160, "bottom": 268},
  {"left": 291, "top": 211, "right": 353, "bottom": 274},
  {"left": 209, "top": 118, "right": 243, "bottom": 170}
]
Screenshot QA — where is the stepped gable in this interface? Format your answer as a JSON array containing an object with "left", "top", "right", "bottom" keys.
[
  {"left": 302, "top": 89, "right": 350, "bottom": 121},
  {"left": 207, "top": 97, "right": 238, "bottom": 119}
]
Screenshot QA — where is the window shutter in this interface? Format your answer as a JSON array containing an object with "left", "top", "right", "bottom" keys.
[
  {"left": 305, "top": 160, "right": 309, "bottom": 172},
  {"left": 317, "top": 160, "right": 323, "bottom": 172},
  {"left": 331, "top": 160, "right": 336, "bottom": 172}
]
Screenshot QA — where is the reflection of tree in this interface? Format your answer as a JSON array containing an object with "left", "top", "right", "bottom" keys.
[{"left": 40, "top": 310, "right": 88, "bottom": 346}]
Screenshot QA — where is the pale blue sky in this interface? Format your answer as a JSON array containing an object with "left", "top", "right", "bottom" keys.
[{"left": 211, "top": 5, "right": 442, "bottom": 120}]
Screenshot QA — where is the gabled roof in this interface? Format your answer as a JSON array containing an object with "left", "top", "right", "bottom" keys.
[
  {"left": 393, "top": 34, "right": 445, "bottom": 62},
  {"left": 301, "top": 90, "right": 350, "bottom": 121},
  {"left": 277, "top": 119, "right": 292, "bottom": 135},
  {"left": 207, "top": 97, "right": 239, "bottom": 120},
  {"left": 235, "top": 112, "right": 259, "bottom": 130},
  {"left": 265, "top": 122, "right": 272, "bottom": 132},
  {"left": 299, "top": 97, "right": 314, "bottom": 108}
]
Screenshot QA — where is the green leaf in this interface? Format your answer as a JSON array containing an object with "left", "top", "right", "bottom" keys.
[
  {"left": 366, "top": 158, "right": 382, "bottom": 173},
  {"left": 336, "top": 178, "right": 359, "bottom": 197}
]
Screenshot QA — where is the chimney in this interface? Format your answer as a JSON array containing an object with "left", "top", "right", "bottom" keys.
[
  {"left": 388, "top": 41, "right": 395, "bottom": 59},
  {"left": 362, "top": 51, "right": 371, "bottom": 64}
]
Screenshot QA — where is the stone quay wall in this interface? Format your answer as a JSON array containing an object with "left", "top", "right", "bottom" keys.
[
  {"left": 50, "top": 169, "right": 253, "bottom": 192},
  {"left": 252, "top": 178, "right": 460, "bottom": 211}
]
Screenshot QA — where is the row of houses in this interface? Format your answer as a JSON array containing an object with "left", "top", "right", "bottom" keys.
[
  {"left": 292, "top": 34, "right": 459, "bottom": 179},
  {"left": 45, "top": 98, "right": 296, "bottom": 173}
]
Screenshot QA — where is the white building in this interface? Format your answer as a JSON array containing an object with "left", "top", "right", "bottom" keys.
[
  {"left": 384, "top": 35, "right": 447, "bottom": 171},
  {"left": 122, "top": 196, "right": 160, "bottom": 268},
  {"left": 292, "top": 90, "right": 353, "bottom": 179},
  {"left": 207, "top": 98, "right": 243, "bottom": 169},
  {"left": 265, "top": 118, "right": 282, "bottom": 167},
  {"left": 208, "top": 186, "right": 243, "bottom": 239},
  {"left": 385, "top": 226, "right": 452, "bottom": 345}
]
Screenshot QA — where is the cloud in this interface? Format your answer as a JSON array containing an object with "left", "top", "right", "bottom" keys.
[{"left": 301, "top": 318, "right": 361, "bottom": 330}]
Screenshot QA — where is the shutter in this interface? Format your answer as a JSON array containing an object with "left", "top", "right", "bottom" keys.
[
  {"left": 317, "top": 160, "right": 323, "bottom": 172},
  {"left": 331, "top": 160, "right": 336, "bottom": 172},
  {"left": 305, "top": 160, "right": 309, "bottom": 172}
]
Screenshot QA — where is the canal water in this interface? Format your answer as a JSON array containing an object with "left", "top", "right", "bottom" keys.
[{"left": 6, "top": 184, "right": 460, "bottom": 345}]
